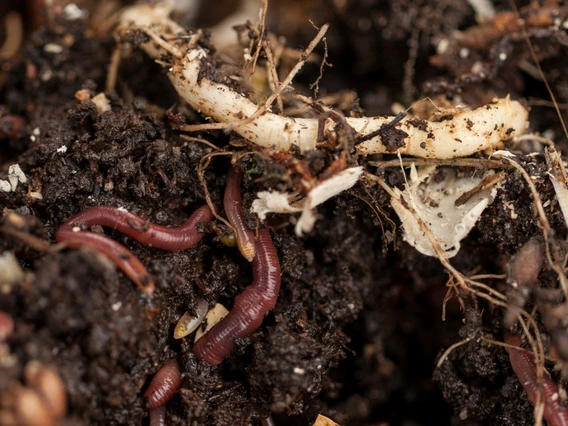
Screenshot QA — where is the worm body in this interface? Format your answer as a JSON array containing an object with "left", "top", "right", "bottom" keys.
[
  {"left": 505, "top": 333, "right": 568, "bottom": 426},
  {"left": 55, "top": 225, "right": 155, "bottom": 293},
  {"left": 55, "top": 205, "right": 213, "bottom": 292},
  {"left": 144, "top": 359, "right": 182, "bottom": 410},
  {"left": 57, "top": 205, "right": 213, "bottom": 250},
  {"left": 149, "top": 406, "right": 167, "bottom": 426},
  {"left": 224, "top": 166, "right": 256, "bottom": 262},
  {"left": 193, "top": 228, "right": 281, "bottom": 364}
]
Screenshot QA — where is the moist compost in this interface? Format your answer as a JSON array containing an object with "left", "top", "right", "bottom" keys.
[{"left": 1, "top": 1, "right": 568, "bottom": 425}]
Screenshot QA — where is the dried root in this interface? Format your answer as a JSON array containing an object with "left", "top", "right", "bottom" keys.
[{"left": 118, "top": 4, "right": 528, "bottom": 158}]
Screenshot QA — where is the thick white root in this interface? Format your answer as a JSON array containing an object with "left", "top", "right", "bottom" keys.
[
  {"left": 119, "top": 5, "right": 529, "bottom": 158},
  {"left": 354, "top": 97, "right": 528, "bottom": 159}
]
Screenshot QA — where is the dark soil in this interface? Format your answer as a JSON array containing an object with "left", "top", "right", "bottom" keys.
[{"left": 1, "top": 1, "right": 568, "bottom": 425}]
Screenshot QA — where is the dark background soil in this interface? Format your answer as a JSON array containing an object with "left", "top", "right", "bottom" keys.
[{"left": 1, "top": 0, "right": 568, "bottom": 425}]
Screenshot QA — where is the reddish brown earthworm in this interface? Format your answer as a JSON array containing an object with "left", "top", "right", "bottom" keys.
[
  {"left": 193, "top": 227, "right": 281, "bottom": 364},
  {"left": 55, "top": 225, "right": 155, "bottom": 293},
  {"left": 224, "top": 166, "right": 256, "bottom": 262},
  {"left": 57, "top": 205, "right": 213, "bottom": 250},
  {"left": 144, "top": 358, "right": 182, "bottom": 410},
  {"left": 149, "top": 406, "right": 167, "bottom": 426},
  {"left": 55, "top": 205, "right": 214, "bottom": 292},
  {"left": 505, "top": 333, "right": 568, "bottom": 426}
]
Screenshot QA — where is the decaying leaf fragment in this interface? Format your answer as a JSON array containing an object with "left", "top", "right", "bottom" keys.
[{"left": 392, "top": 165, "right": 501, "bottom": 257}]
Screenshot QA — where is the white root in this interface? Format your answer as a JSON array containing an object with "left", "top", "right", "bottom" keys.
[
  {"left": 545, "top": 147, "right": 568, "bottom": 230},
  {"left": 355, "top": 97, "right": 528, "bottom": 159},
  {"left": 118, "top": 5, "right": 529, "bottom": 158}
]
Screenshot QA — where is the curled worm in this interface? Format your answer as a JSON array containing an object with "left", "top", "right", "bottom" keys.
[
  {"left": 144, "top": 358, "right": 182, "bottom": 410},
  {"left": 224, "top": 166, "right": 256, "bottom": 262},
  {"left": 505, "top": 333, "right": 568, "bottom": 426},
  {"left": 55, "top": 205, "right": 213, "bottom": 292},
  {"left": 193, "top": 228, "right": 281, "bottom": 364}
]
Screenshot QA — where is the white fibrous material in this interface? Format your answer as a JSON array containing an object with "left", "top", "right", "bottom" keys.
[
  {"left": 252, "top": 166, "right": 363, "bottom": 235},
  {"left": 253, "top": 191, "right": 302, "bottom": 219},
  {"left": 0, "top": 164, "right": 27, "bottom": 192},
  {"left": 392, "top": 165, "right": 500, "bottom": 258}
]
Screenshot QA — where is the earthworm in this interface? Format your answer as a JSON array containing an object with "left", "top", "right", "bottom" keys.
[
  {"left": 55, "top": 205, "right": 213, "bottom": 292},
  {"left": 55, "top": 224, "right": 155, "bottom": 293},
  {"left": 144, "top": 359, "right": 182, "bottom": 410},
  {"left": 504, "top": 237, "right": 543, "bottom": 328},
  {"left": 149, "top": 406, "right": 167, "bottom": 426},
  {"left": 57, "top": 205, "right": 213, "bottom": 250},
  {"left": 193, "top": 227, "right": 281, "bottom": 364},
  {"left": 224, "top": 166, "right": 256, "bottom": 262},
  {"left": 505, "top": 333, "right": 568, "bottom": 426}
]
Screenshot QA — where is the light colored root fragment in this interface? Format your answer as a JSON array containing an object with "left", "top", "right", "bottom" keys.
[
  {"left": 544, "top": 147, "right": 568, "bottom": 230},
  {"left": 174, "top": 298, "right": 209, "bottom": 339},
  {"left": 194, "top": 303, "right": 229, "bottom": 342},
  {"left": 437, "top": 335, "right": 476, "bottom": 367},
  {"left": 118, "top": 5, "right": 529, "bottom": 157},
  {"left": 252, "top": 166, "right": 363, "bottom": 235}
]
